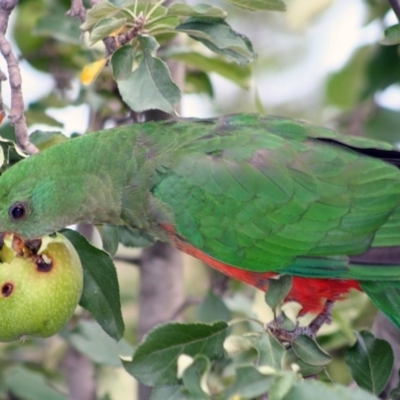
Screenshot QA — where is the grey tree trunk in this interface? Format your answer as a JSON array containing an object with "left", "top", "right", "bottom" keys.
[
  {"left": 136, "top": 32, "right": 185, "bottom": 400},
  {"left": 138, "top": 243, "right": 185, "bottom": 400}
]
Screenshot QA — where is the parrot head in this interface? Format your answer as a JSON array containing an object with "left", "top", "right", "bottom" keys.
[{"left": 0, "top": 156, "right": 79, "bottom": 240}]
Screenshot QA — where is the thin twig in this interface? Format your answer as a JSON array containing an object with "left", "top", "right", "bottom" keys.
[
  {"left": 0, "top": 0, "right": 38, "bottom": 154},
  {"left": 389, "top": 0, "right": 400, "bottom": 22},
  {"left": 104, "top": 15, "right": 145, "bottom": 56},
  {"left": 0, "top": 68, "right": 6, "bottom": 124},
  {"left": 66, "top": 0, "right": 86, "bottom": 22}
]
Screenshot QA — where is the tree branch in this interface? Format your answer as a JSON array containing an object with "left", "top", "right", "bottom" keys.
[
  {"left": 138, "top": 242, "right": 185, "bottom": 400},
  {"left": 0, "top": 0, "right": 38, "bottom": 154},
  {"left": 61, "top": 345, "right": 96, "bottom": 400},
  {"left": 67, "top": 0, "right": 86, "bottom": 22},
  {"left": 0, "top": 68, "right": 6, "bottom": 124}
]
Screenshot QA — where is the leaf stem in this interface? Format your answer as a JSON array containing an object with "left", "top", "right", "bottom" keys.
[
  {"left": 148, "top": 25, "right": 175, "bottom": 36},
  {"left": 122, "top": 6, "right": 137, "bottom": 20},
  {"left": 146, "top": 14, "right": 172, "bottom": 26},
  {"left": 145, "top": 0, "right": 166, "bottom": 21}
]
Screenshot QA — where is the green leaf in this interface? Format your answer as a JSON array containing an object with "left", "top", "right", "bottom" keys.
[
  {"left": 150, "top": 385, "right": 185, "bottom": 400},
  {"left": 381, "top": 24, "right": 400, "bottom": 45},
  {"left": 224, "top": 335, "right": 254, "bottom": 357},
  {"left": 185, "top": 71, "right": 214, "bottom": 96},
  {"left": 291, "top": 335, "right": 332, "bottom": 367},
  {"left": 223, "top": 365, "right": 273, "bottom": 399},
  {"left": 63, "top": 320, "right": 133, "bottom": 367},
  {"left": 268, "top": 372, "right": 296, "bottom": 400},
  {"left": 0, "top": 123, "right": 17, "bottom": 142},
  {"left": 345, "top": 330, "right": 393, "bottom": 395},
  {"left": 109, "top": 0, "right": 129, "bottom": 6},
  {"left": 25, "top": 110, "right": 63, "bottom": 128},
  {"left": 118, "top": 226, "right": 156, "bottom": 247},
  {"left": 279, "top": 310, "right": 297, "bottom": 331},
  {"left": 365, "top": 106, "right": 400, "bottom": 144},
  {"left": 89, "top": 17, "right": 127, "bottom": 45},
  {"left": 326, "top": 46, "right": 371, "bottom": 109},
  {"left": 167, "top": 3, "right": 227, "bottom": 19},
  {"left": 62, "top": 229, "right": 125, "bottom": 340},
  {"left": 35, "top": 15, "right": 81, "bottom": 44},
  {"left": 264, "top": 275, "right": 293, "bottom": 310},
  {"left": 197, "top": 290, "right": 231, "bottom": 323},
  {"left": 30, "top": 92, "right": 69, "bottom": 109},
  {"left": 5, "top": 367, "right": 68, "bottom": 400},
  {"left": 0, "top": 136, "right": 27, "bottom": 171},
  {"left": 123, "top": 321, "right": 228, "bottom": 386},
  {"left": 168, "top": 50, "right": 251, "bottom": 88},
  {"left": 30, "top": 130, "right": 68, "bottom": 151},
  {"left": 117, "top": 35, "right": 181, "bottom": 113},
  {"left": 250, "top": 332, "right": 285, "bottom": 370},
  {"left": 111, "top": 45, "right": 135, "bottom": 80},
  {"left": 100, "top": 224, "right": 120, "bottom": 256},
  {"left": 282, "top": 348, "right": 323, "bottom": 377},
  {"left": 389, "top": 370, "right": 400, "bottom": 400},
  {"left": 283, "top": 379, "right": 379, "bottom": 400},
  {"left": 176, "top": 18, "right": 256, "bottom": 65},
  {"left": 223, "top": 0, "right": 286, "bottom": 12},
  {"left": 362, "top": 45, "right": 400, "bottom": 99},
  {"left": 181, "top": 355, "right": 210, "bottom": 399},
  {"left": 81, "top": 0, "right": 122, "bottom": 31},
  {"left": 0, "top": 146, "right": 4, "bottom": 169}
]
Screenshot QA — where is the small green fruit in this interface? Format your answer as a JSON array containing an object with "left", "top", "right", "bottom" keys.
[{"left": 0, "top": 233, "right": 83, "bottom": 341}]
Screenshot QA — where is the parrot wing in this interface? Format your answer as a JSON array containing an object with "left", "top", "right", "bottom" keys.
[
  {"left": 150, "top": 115, "right": 400, "bottom": 329},
  {"left": 152, "top": 115, "right": 400, "bottom": 281}
]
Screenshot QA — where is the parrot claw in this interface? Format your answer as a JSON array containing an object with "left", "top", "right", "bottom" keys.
[{"left": 267, "top": 300, "right": 335, "bottom": 342}]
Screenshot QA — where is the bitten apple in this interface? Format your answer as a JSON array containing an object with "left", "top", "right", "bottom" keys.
[{"left": 0, "top": 232, "right": 83, "bottom": 341}]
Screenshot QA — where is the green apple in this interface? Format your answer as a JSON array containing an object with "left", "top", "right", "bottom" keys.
[{"left": 0, "top": 233, "right": 83, "bottom": 341}]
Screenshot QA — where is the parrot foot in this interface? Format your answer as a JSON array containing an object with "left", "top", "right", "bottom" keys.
[
  {"left": 267, "top": 319, "right": 300, "bottom": 342},
  {"left": 267, "top": 300, "right": 335, "bottom": 342}
]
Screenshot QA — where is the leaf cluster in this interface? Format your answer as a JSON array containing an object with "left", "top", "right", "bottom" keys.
[
  {"left": 118, "top": 317, "right": 393, "bottom": 400},
  {"left": 80, "top": 0, "right": 263, "bottom": 113}
]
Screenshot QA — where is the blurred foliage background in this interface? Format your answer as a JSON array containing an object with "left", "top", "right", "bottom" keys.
[{"left": 0, "top": 0, "right": 399, "bottom": 399}]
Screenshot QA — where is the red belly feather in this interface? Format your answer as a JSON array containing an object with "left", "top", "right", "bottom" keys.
[{"left": 160, "top": 224, "right": 361, "bottom": 315}]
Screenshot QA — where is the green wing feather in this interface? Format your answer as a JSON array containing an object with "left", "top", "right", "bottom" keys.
[
  {"left": 147, "top": 114, "right": 400, "bottom": 328},
  {"left": 153, "top": 115, "right": 400, "bottom": 281}
]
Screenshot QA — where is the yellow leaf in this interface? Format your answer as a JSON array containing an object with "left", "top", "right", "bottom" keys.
[{"left": 80, "top": 58, "right": 108, "bottom": 86}]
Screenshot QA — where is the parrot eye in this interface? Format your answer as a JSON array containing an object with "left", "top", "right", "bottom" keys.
[{"left": 9, "top": 202, "right": 28, "bottom": 220}]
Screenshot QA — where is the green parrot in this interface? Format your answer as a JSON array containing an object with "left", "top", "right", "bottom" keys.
[{"left": 0, "top": 114, "right": 400, "bottom": 334}]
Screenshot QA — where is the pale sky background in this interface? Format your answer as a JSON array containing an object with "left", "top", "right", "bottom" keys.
[{"left": 0, "top": 0, "right": 399, "bottom": 135}]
